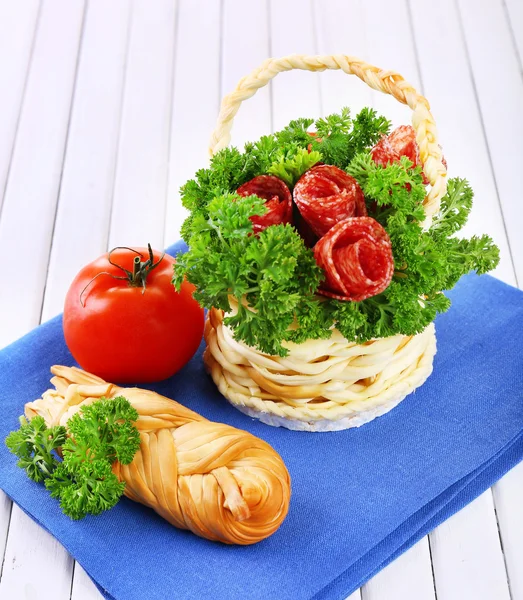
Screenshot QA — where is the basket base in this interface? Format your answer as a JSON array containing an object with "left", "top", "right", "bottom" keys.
[
  {"left": 225, "top": 393, "right": 422, "bottom": 431},
  {"left": 204, "top": 310, "right": 437, "bottom": 432}
]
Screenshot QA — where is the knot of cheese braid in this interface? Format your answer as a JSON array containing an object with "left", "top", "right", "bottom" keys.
[{"left": 24, "top": 366, "right": 291, "bottom": 545}]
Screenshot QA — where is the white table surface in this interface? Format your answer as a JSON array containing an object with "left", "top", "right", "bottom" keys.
[{"left": 0, "top": 1, "right": 522, "bottom": 599}]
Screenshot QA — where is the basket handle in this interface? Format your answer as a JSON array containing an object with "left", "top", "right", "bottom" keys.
[{"left": 209, "top": 54, "right": 447, "bottom": 220}]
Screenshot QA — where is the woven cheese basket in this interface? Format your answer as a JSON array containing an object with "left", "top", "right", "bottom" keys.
[{"left": 203, "top": 54, "right": 447, "bottom": 432}]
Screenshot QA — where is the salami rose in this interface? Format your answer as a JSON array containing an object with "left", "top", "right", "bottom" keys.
[
  {"left": 371, "top": 125, "right": 446, "bottom": 184},
  {"left": 370, "top": 134, "right": 399, "bottom": 168},
  {"left": 293, "top": 165, "right": 367, "bottom": 238},
  {"left": 237, "top": 175, "right": 293, "bottom": 233},
  {"left": 314, "top": 217, "right": 394, "bottom": 302},
  {"left": 371, "top": 125, "right": 420, "bottom": 169}
]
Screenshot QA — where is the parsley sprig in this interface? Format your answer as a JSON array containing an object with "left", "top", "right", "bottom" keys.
[
  {"left": 6, "top": 396, "right": 140, "bottom": 520},
  {"left": 174, "top": 108, "right": 499, "bottom": 356}
]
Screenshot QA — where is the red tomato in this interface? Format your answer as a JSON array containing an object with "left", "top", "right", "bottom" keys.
[{"left": 63, "top": 246, "right": 204, "bottom": 383}]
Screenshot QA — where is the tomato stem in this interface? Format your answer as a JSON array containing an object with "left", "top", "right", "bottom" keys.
[
  {"left": 132, "top": 256, "right": 141, "bottom": 281},
  {"left": 127, "top": 244, "right": 165, "bottom": 291},
  {"left": 79, "top": 244, "right": 166, "bottom": 306}
]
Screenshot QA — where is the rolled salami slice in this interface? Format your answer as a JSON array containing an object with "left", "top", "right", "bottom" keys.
[
  {"left": 293, "top": 165, "right": 367, "bottom": 238},
  {"left": 371, "top": 125, "right": 419, "bottom": 167},
  {"left": 370, "top": 134, "right": 400, "bottom": 168},
  {"left": 237, "top": 175, "right": 293, "bottom": 233},
  {"left": 314, "top": 216, "right": 394, "bottom": 302},
  {"left": 371, "top": 125, "right": 446, "bottom": 184}
]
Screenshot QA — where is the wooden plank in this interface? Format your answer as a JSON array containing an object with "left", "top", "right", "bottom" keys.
[
  {"left": 221, "top": 0, "right": 271, "bottom": 148},
  {"left": 71, "top": 564, "right": 103, "bottom": 600},
  {"left": 411, "top": 0, "right": 515, "bottom": 284},
  {"left": 430, "top": 493, "right": 511, "bottom": 600},
  {"left": 505, "top": 0, "right": 523, "bottom": 69},
  {"left": 315, "top": 0, "right": 420, "bottom": 126},
  {"left": 35, "top": 2, "right": 130, "bottom": 598},
  {"left": 0, "top": 492, "right": 12, "bottom": 579},
  {"left": 41, "top": 0, "right": 131, "bottom": 322},
  {"left": 108, "top": 0, "right": 177, "bottom": 251},
  {"left": 1, "top": 507, "right": 75, "bottom": 600},
  {"left": 70, "top": 2, "right": 177, "bottom": 597},
  {"left": 0, "top": 0, "right": 86, "bottom": 349},
  {"left": 457, "top": 0, "right": 523, "bottom": 283},
  {"left": 313, "top": 0, "right": 372, "bottom": 117},
  {"left": 360, "top": 0, "right": 420, "bottom": 128},
  {"left": 355, "top": 3, "right": 435, "bottom": 599},
  {"left": 269, "top": 0, "right": 322, "bottom": 130},
  {"left": 0, "top": 0, "right": 40, "bottom": 583},
  {"left": 362, "top": 540, "right": 436, "bottom": 600},
  {"left": 0, "top": 0, "right": 40, "bottom": 215},
  {"left": 411, "top": 3, "right": 517, "bottom": 599},
  {"left": 492, "top": 462, "right": 523, "bottom": 600},
  {"left": 452, "top": 6, "right": 523, "bottom": 597},
  {"left": 164, "top": 0, "right": 221, "bottom": 245},
  {"left": 0, "top": 1, "right": 86, "bottom": 598}
]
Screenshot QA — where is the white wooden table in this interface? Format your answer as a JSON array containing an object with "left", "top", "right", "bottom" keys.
[{"left": 0, "top": 1, "right": 522, "bottom": 599}]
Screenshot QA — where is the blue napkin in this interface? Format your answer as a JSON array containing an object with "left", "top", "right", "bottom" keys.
[{"left": 0, "top": 240, "right": 522, "bottom": 600}]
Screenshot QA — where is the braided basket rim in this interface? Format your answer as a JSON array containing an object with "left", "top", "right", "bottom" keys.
[{"left": 209, "top": 53, "right": 447, "bottom": 221}]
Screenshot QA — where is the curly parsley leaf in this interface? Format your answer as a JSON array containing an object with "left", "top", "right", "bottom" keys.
[
  {"left": 176, "top": 109, "right": 500, "bottom": 351},
  {"left": 6, "top": 396, "right": 140, "bottom": 520},
  {"left": 430, "top": 177, "right": 473, "bottom": 236},
  {"left": 310, "top": 107, "right": 391, "bottom": 168},
  {"left": 6, "top": 416, "right": 66, "bottom": 483},
  {"left": 268, "top": 148, "right": 322, "bottom": 187},
  {"left": 46, "top": 459, "right": 126, "bottom": 520},
  {"left": 348, "top": 107, "right": 391, "bottom": 155},
  {"left": 63, "top": 396, "right": 140, "bottom": 467},
  {"left": 274, "top": 117, "right": 315, "bottom": 147}
]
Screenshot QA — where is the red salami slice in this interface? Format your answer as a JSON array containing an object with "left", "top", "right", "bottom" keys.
[
  {"left": 293, "top": 165, "right": 367, "bottom": 238},
  {"left": 313, "top": 216, "right": 394, "bottom": 302},
  {"left": 371, "top": 134, "right": 401, "bottom": 168},
  {"left": 371, "top": 125, "right": 420, "bottom": 170},
  {"left": 237, "top": 175, "right": 293, "bottom": 233},
  {"left": 388, "top": 125, "right": 420, "bottom": 167},
  {"left": 371, "top": 125, "right": 446, "bottom": 184}
]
